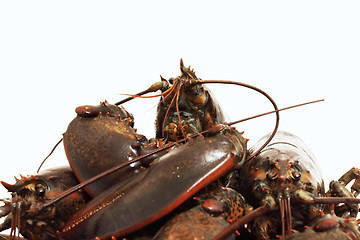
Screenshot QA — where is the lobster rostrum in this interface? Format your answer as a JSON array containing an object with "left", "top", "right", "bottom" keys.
[{"left": 0, "top": 167, "right": 89, "bottom": 240}]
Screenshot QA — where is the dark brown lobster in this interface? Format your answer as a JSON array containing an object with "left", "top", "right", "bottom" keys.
[
  {"left": 58, "top": 59, "right": 257, "bottom": 239},
  {"left": 213, "top": 131, "right": 360, "bottom": 240},
  {"left": 0, "top": 167, "right": 90, "bottom": 240},
  {"left": 237, "top": 131, "right": 326, "bottom": 239},
  {"left": 1, "top": 60, "right": 359, "bottom": 240}
]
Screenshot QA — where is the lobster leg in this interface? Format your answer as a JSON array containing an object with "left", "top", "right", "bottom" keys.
[
  {"left": 326, "top": 167, "right": 360, "bottom": 217},
  {"left": 0, "top": 217, "right": 11, "bottom": 234},
  {"left": 338, "top": 167, "right": 360, "bottom": 196},
  {"left": 58, "top": 128, "right": 246, "bottom": 240},
  {"left": 0, "top": 201, "right": 11, "bottom": 233}
]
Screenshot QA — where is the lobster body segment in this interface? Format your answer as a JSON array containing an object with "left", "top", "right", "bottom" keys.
[{"left": 59, "top": 127, "right": 246, "bottom": 240}]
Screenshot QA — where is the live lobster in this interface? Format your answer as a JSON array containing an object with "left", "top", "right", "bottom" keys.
[{"left": 0, "top": 60, "right": 359, "bottom": 240}]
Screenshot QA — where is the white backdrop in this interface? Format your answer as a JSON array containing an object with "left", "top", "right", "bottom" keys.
[{"left": 0, "top": 1, "right": 359, "bottom": 201}]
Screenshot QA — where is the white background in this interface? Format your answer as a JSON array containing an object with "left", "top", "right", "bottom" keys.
[{"left": 0, "top": 1, "right": 359, "bottom": 201}]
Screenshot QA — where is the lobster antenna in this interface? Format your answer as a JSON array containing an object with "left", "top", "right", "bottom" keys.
[
  {"left": 197, "top": 80, "right": 279, "bottom": 160},
  {"left": 115, "top": 88, "right": 157, "bottom": 106},
  {"left": 39, "top": 127, "right": 221, "bottom": 209},
  {"left": 228, "top": 99, "right": 323, "bottom": 166},
  {"left": 314, "top": 197, "right": 360, "bottom": 204},
  {"left": 114, "top": 79, "right": 168, "bottom": 106},
  {"left": 40, "top": 99, "right": 321, "bottom": 209},
  {"left": 37, "top": 138, "right": 63, "bottom": 173},
  {"left": 226, "top": 99, "right": 324, "bottom": 126}
]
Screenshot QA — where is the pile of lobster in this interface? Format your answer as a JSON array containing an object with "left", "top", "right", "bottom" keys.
[{"left": 1, "top": 60, "right": 360, "bottom": 240}]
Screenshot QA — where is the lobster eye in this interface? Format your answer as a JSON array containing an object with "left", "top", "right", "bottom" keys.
[
  {"left": 35, "top": 183, "right": 46, "bottom": 198},
  {"left": 266, "top": 166, "right": 279, "bottom": 181},
  {"left": 290, "top": 168, "right": 301, "bottom": 181}
]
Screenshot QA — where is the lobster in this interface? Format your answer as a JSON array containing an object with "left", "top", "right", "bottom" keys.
[
  {"left": 0, "top": 167, "right": 90, "bottom": 240},
  {"left": 0, "top": 59, "right": 254, "bottom": 239},
  {"left": 1, "top": 59, "right": 359, "bottom": 240},
  {"left": 57, "top": 59, "right": 262, "bottom": 239},
  {"left": 213, "top": 131, "right": 360, "bottom": 240}
]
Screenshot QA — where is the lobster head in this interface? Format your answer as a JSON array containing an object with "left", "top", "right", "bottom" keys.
[
  {"left": 259, "top": 146, "right": 324, "bottom": 199},
  {"left": 0, "top": 167, "right": 89, "bottom": 240},
  {"left": 155, "top": 59, "right": 226, "bottom": 142},
  {"left": 243, "top": 131, "right": 324, "bottom": 202},
  {"left": 238, "top": 131, "right": 325, "bottom": 238}
]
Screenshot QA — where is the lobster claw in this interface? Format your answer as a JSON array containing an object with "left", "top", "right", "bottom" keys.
[
  {"left": 59, "top": 130, "right": 246, "bottom": 240},
  {"left": 63, "top": 102, "right": 160, "bottom": 197}
]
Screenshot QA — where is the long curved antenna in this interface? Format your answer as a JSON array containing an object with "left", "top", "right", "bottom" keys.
[
  {"left": 161, "top": 82, "right": 179, "bottom": 137},
  {"left": 40, "top": 100, "right": 322, "bottom": 209},
  {"left": 116, "top": 77, "right": 278, "bottom": 153},
  {"left": 37, "top": 138, "right": 63, "bottom": 173},
  {"left": 226, "top": 99, "right": 324, "bottom": 126},
  {"left": 174, "top": 84, "right": 187, "bottom": 138},
  {"left": 197, "top": 80, "right": 279, "bottom": 160},
  {"left": 40, "top": 126, "right": 221, "bottom": 209}
]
